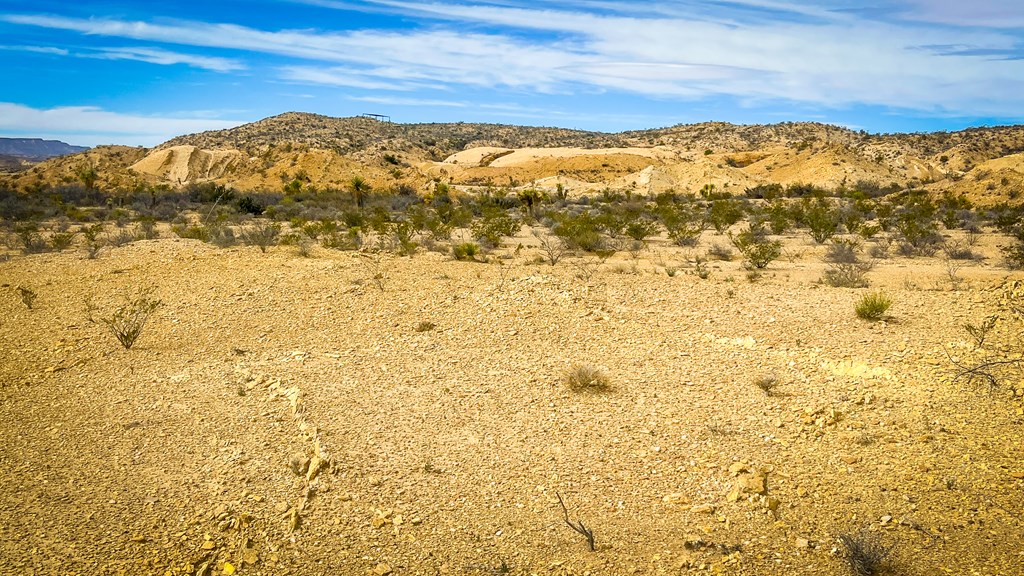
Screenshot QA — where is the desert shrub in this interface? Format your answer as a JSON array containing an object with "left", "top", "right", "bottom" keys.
[
  {"left": 206, "top": 223, "right": 237, "bottom": 248},
  {"left": 562, "top": 365, "right": 611, "bottom": 392},
  {"left": 472, "top": 208, "right": 520, "bottom": 248},
  {"left": 1002, "top": 228, "right": 1024, "bottom": 269},
  {"left": 657, "top": 202, "right": 707, "bottom": 246},
  {"left": 240, "top": 219, "right": 281, "bottom": 252},
  {"left": 942, "top": 240, "right": 978, "bottom": 261},
  {"left": 14, "top": 222, "right": 48, "bottom": 254},
  {"left": 534, "top": 231, "right": 568, "bottom": 265},
  {"left": 839, "top": 532, "right": 893, "bottom": 576},
  {"left": 708, "top": 199, "right": 745, "bottom": 233},
  {"left": 824, "top": 261, "right": 874, "bottom": 288},
  {"left": 82, "top": 223, "right": 105, "bottom": 258},
  {"left": 802, "top": 199, "right": 841, "bottom": 243},
  {"left": 731, "top": 225, "right": 781, "bottom": 269},
  {"left": 858, "top": 224, "right": 881, "bottom": 239},
  {"left": 237, "top": 195, "right": 265, "bottom": 215},
  {"left": 624, "top": 218, "right": 660, "bottom": 242},
  {"left": 322, "top": 227, "right": 362, "bottom": 250},
  {"left": 106, "top": 228, "right": 137, "bottom": 248},
  {"left": 452, "top": 242, "right": 480, "bottom": 261},
  {"left": 707, "top": 242, "right": 735, "bottom": 261},
  {"left": 949, "top": 281, "right": 1024, "bottom": 393},
  {"left": 839, "top": 203, "right": 866, "bottom": 235},
  {"left": 172, "top": 222, "right": 211, "bottom": 242},
  {"left": 48, "top": 230, "right": 78, "bottom": 251},
  {"left": 384, "top": 220, "right": 418, "bottom": 255},
  {"left": 822, "top": 239, "right": 874, "bottom": 287},
  {"left": 824, "top": 238, "right": 861, "bottom": 264},
  {"left": 102, "top": 290, "right": 161, "bottom": 350},
  {"left": 136, "top": 218, "right": 159, "bottom": 240},
  {"left": 765, "top": 200, "right": 792, "bottom": 234},
  {"left": 552, "top": 211, "right": 605, "bottom": 252},
  {"left": 893, "top": 191, "right": 941, "bottom": 255},
  {"left": 744, "top": 183, "right": 784, "bottom": 200},
  {"left": 855, "top": 291, "right": 892, "bottom": 320},
  {"left": 414, "top": 321, "right": 436, "bottom": 332}
]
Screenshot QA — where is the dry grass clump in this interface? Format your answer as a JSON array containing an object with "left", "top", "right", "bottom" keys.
[
  {"left": 754, "top": 374, "right": 780, "bottom": 395},
  {"left": 562, "top": 365, "right": 611, "bottom": 392},
  {"left": 855, "top": 291, "right": 892, "bottom": 320},
  {"left": 839, "top": 532, "right": 893, "bottom": 576}
]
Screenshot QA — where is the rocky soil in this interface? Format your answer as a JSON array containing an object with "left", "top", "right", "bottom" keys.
[{"left": 1, "top": 229, "right": 1023, "bottom": 575}]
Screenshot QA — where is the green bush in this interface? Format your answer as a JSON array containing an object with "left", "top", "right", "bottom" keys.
[
  {"left": 802, "top": 199, "right": 841, "bottom": 243},
  {"left": 731, "top": 225, "right": 781, "bottom": 269},
  {"left": 657, "top": 202, "right": 707, "bottom": 246},
  {"left": 708, "top": 199, "right": 745, "bottom": 233},
  {"left": 855, "top": 291, "right": 892, "bottom": 320},
  {"left": 452, "top": 242, "right": 480, "bottom": 261},
  {"left": 471, "top": 208, "right": 520, "bottom": 248},
  {"left": 552, "top": 211, "right": 605, "bottom": 252}
]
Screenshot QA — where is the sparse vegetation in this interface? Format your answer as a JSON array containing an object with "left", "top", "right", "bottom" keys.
[
  {"left": 839, "top": 531, "right": 893, "bottom": 576},
  {"left": 562, "top": 365, "right": 610, "bottom": 392},
  {"left": 101, "top": 289, "right": 162, "bottom": 350},
  {"left": 241, "top": 219, "right": 281, "bottom": 252},
  {"left": 855, "top": 291, "right": 892, "bottom": 320}
]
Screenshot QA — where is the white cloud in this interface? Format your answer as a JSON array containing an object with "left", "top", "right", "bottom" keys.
[
  {"left": 86, "top": 46, "right": 246, "bottom": 72},
  {"left": 0, "top": 102, "right": 246, "bottom": 147},
  {"left": 0, "top": 44, "right": 69, "bottom": 55},
  {"left": 4, "top": 6, "right": 1024, "bottom": 120}
]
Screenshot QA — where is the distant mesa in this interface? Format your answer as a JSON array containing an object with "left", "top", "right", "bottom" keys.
[{"left": 0, "top": 137, "right": 89, "bottom": 161}]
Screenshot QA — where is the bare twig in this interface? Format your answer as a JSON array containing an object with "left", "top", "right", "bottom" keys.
[
  {"left": 556, "top": 492, "right": 595, "bottom": 551},
  {"left": 945, "top": 347, "right": 1023, "bottom": 390}
]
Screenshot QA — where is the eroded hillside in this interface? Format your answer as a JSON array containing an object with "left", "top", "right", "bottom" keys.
[{"left": 3, "top": 113, "right": 1024, "bottom": 205}]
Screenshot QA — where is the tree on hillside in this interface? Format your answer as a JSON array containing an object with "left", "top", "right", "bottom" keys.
[
  {"left": 348, "top": 176, "right": 371, "bottom": 208},
  {"left": 77, "top": 167, "right": 99, "bottom": 191}
]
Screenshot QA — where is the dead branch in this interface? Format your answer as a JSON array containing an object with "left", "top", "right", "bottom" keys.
[{"left": 556, "top": 492, "right": 596, "bottom": 551}]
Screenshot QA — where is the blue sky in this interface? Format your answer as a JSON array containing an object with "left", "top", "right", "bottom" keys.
[{"left": 1, "top": 0, "right": 1023, "bottom": 147}]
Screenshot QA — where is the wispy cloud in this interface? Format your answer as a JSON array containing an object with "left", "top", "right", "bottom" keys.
[
  {"left": 0, "top": 102, "right": 245, "bottom": 147},
  {"left": 0, "top": 44, "right": 69, "bottom": 55},
  {"left": 86, "top": 46, "right": 246, "bottom": 71},
  {"left": 3, "top": 4, "right": 1024, "bottom": 122}
]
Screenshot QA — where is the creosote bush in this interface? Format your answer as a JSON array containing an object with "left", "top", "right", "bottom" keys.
[
  {"left": 731, "top": 225, "right": 782, "bottom": 269},
  {"left": 562, "top": 365, "right": 611, "bottom": 392},
  {"left": 102, "top": 290, "right": 162, "bottom": 350},
  {"left": 241, "top": 219, "right": 281, "bottom": 253},
  {"left": 855, "top": 291, "right": 892, "bottom": 320}
]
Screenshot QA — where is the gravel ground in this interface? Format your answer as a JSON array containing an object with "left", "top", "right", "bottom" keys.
[{"left": 1, "top": 231, "right": 1022, "bottom": 576}]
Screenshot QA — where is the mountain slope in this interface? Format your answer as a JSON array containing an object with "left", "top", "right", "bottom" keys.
[{"left": 4, "top": 113, "right": 1024, "bottom": 204}]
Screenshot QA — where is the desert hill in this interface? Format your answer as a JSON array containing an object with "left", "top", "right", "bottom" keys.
[{"left": 4, "top": 113, "right": 1024, "bottom": 203}]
